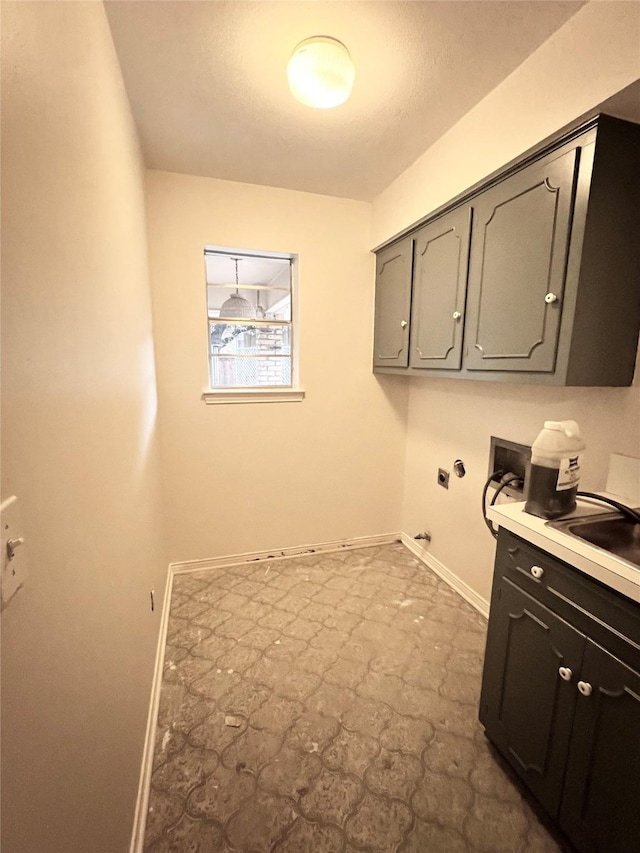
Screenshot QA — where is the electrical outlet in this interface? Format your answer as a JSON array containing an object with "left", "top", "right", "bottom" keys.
[{"left": 437, "top": 468, "right": 450, "bottom": 489}]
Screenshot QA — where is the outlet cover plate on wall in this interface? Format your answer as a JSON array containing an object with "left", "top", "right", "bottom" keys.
[{"left": 437, "top": 468, "right": 450, "bottom": 489}]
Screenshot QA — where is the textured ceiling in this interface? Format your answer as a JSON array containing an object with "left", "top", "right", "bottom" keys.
[{"left": 105, "top": 1, "right": 585, "bottom": 201}]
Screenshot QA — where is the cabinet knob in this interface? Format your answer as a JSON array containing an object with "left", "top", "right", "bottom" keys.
[
  {"left": 452, "top": 311, "right": 462, "bottom": 321},
  {"left": 530, "top": 565, "right": 544, "bottom": 579},
  {"left": 544, "top": 292, "right": 559, "bottom": 304},
  {"left": 577, "top": 681, "right": 593, "bottom": 697},
  {"left": 558, "top": 666, "right": 573, "bottom": 682},
  {"left": 400, "top": 320, "right": 408, "bottom": 329}
]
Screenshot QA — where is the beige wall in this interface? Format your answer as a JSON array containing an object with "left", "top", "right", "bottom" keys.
[
  {"left": 1, "top": 4, "right": 167, "bottom": 852},
  {"left": 146, "top": 170, "right": 408, "bottom": 563},
  {"left": 371, "top": 0, "right": 640, "bottom": 602}
]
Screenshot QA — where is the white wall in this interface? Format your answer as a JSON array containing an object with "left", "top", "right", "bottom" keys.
[
  {"left": 371, "top": 1, "right": 640, "bottom": 602},
  {"left": 146, "top": 170, "right": 408, "bottom": 563},
  {"left": 1, "top": 4, "right": 167, "bottom": 852}
]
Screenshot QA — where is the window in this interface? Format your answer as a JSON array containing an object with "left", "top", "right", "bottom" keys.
[{"left": 203, "top": 247, "right": 302, "bottom": 403}]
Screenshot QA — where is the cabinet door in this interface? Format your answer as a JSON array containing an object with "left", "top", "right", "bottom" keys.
[
  {"left": 409, "top": 206, "right": 471, "bottom": 370},
  {"left": 560, "top": 641, "right": 640, "bottom": 853},
  {"left": 373, "top": 237, "right": 413, "bottom": 368},
  {"left": 480, "top": 578, "right": 585, "bottom": 816},
  {"left": 465, "top": 147, "right": 579, "bottom": 372}
]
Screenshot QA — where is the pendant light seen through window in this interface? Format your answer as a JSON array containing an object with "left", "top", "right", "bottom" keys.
[{"left": 219, "top": 257, "right": 255, "bottom": 320}]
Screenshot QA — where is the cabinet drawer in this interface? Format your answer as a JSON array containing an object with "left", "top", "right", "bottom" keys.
[
  {"left": 497, "top": 530, "right": 564, "bottom": 591},
  {"left": 496, "top": 530, "right": 640, "bottom": 671}
]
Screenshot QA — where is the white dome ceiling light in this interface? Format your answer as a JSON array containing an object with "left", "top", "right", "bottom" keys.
[{"left": 287, "top": 36, "right": 355, "bottom": 109}]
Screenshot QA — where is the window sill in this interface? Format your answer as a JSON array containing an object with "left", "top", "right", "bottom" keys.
[{"left": 201, "top": 388, "right": 306, "bottom": 405}]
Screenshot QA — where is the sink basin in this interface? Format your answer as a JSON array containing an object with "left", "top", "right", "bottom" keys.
[{"left": 549, "top": 511, "right": 640, "bottom": 568}]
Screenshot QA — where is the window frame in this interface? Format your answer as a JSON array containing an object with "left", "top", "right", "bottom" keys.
[{"left": 201, "top": 245, "right": 304, "bottom": 405}]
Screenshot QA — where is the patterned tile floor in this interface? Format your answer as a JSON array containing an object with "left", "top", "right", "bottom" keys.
[{"left": 144, "top": 543, "right": 574, "bottom": 852}]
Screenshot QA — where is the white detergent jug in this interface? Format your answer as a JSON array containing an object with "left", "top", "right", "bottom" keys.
[{"left": 525, "top": 420, "right": 585, "bottom": 519}]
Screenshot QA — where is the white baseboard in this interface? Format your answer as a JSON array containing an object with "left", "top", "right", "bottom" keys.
[
  {"left": 129, "top": 565, "right": 174, "bottom": 853},
  {"left": 170, "top": 532, "right": 401, "bottom": 575},
  {"left": 401, "top": 533, "right": 489, "bottom": 619}
]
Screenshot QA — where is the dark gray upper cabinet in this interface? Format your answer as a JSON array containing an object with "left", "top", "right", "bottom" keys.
[
  {"left": 464, "top": 147, "right": 578, "bottom": 373},
  {"left": 373, "top": 114, "right": 640, "bottom": 386},
  {"left": 409, "top": 206, "right": 471, "bottom": 370},
  {"left": 372, "top": 236, "right": 413, "bottom": 368}
]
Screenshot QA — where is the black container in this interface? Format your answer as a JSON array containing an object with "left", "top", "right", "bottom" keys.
[{"left": 525, "top": 463, "right": 578, "bottom": 519}]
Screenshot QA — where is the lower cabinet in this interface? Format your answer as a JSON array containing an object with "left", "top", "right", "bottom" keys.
[
  {"left": 480, "top": 531, "right": 640, "bottom": 853},
  {"left": 480, "top": 579, "right": 583, "bottom": 817},
  {"left": 560, "top": 641, "right": 640, "bottom": 853}
]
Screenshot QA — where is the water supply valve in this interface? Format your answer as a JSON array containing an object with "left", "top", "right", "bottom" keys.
[{"left": 414, "top": 531, "right": 432, "bottom": 542}]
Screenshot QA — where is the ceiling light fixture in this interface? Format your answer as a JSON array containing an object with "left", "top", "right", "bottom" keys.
[{"left": 287, "top": 36, "right": 355, "bottom": 109}]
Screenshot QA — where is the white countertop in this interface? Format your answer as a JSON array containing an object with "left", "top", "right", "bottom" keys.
[{"left": 488, "top": 498, "right": 640, "bottom": 605}]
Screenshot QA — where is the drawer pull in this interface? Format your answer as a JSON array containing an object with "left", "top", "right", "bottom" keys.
[
  {"left": 400, "top": 320, "right": 408, "bottom": 329},
  {"left": 577, "top": 681, "right": 593, "bottom": 697},
  {"left": 558, "top": 667, "right": 573, "bottom": 682},
  {"left": 530, "top": 565, "right": 544, "bottom": 579}
]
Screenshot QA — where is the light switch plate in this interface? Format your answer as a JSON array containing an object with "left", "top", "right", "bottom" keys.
[{"left": 1, "top": 495, "right": 28, "bottom": 606}]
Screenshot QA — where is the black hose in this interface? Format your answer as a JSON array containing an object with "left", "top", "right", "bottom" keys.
[
  {"left": 482, "top": 471, "right": 502, "bottom": 539},
  {"left": 576, "top": 491, "right": 640, "bottom": 524},
  {"left": 482, "top": 471, "right": 523, "bottom": 539},
  {"left": 491, "top": 474, "right": 523, "bottom": 507}
]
